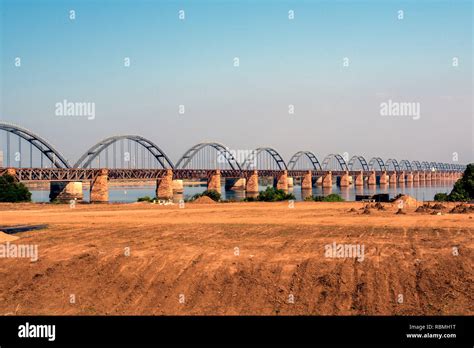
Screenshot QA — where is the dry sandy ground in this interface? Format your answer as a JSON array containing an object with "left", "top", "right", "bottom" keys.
[{"left": 0, "top": 201, "right": 472, "bottom": 315}]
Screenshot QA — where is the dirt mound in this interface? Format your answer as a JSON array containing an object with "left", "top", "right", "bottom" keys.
[
  {"left": 374, "top": 202, "right": 386, "bottom": 211},
  {"left": 0, "top": 232, "right": 19, "bottom": 243},
  {"left": 192, "top": 196, "right": 217, "bottom": 204},
  {"left": 431, "top": 203, "right": 447, "bottom": 210},
  {"left": 415, "top": 205, "right": 431, "bottom": 213},
  {"left": 395, "top": 209, "right": 406, "bottom": 215},
  {"left": 450, "top": 204, "right": 474, "bottom": 214},
  {"left": 393, "top": 195, "right": 418, "bottom": 208}
]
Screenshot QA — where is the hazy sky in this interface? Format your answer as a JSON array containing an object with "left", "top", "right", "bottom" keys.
[{"left": 0, "top": 0, "right": 472, "bottom": 166}]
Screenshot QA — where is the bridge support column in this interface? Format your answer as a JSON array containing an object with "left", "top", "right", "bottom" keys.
[
  {"left": 275, "top": 170, "right": 288, "bottom": 191},
  {"left": 207, "top": 170, "right": 221, "bottom": 194},
  {"left": 322, "top": 171, "right": 332, "bottom": 188},
  {"left": 340, "top": 171, "right": 350, "bottom": 187},
  {"left": 398, "top": 171, "right": 405, "bottom": 184},
  {"left": 426, "top": 172, "right": 431, "bottom": 182},
  {"left": 389, "top": 172, "right": 397, "bottom": 185},
  {"left": 50, "top": 182, "right": 83, "bottom": 202},
  {"left": 368, "top": 171, "right": 376, "bottom": 186},
  {"left": 156, "top": 169, "right": 173, "bottom": 199},
  {"left": 417, "top": 172, "right": 424, "bottom": 183},
  {"left": 246, "top": 170, "right": 259, "bottom": 193},
  {"left": 406, "top": 172, "right": 413, "bottom": 183},
  {"left": 172, "top": 179, "right": 184, "bottom": 194},
  {"left": 413, "top": 172, "right": 419, "bottom": 183},
  {"left": 380, "top": 171, "right": 388, "bottom": 185},
  {"left": 90, "top": 169, "right": 109, "bottom": 203},
  {"left": 355, "top": 171, "right": 364, "bottom": 186},
  {"left": 301, "top": 170, "right": 312, "bottom": 190},
  {"left": 287, "top": 177, "right": 294, "bottom": 188}
]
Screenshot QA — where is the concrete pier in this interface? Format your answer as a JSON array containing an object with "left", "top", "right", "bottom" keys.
[
  {"left": 398, "top": 171, "right": 405, "bottom": 184},
  {"left": 207, "top": 170, "right": 221, "bottom": 193},
  {"left": 50, "top": 181, "right": 83, "bottom": 202},
  {"left": 90, "top": 169, "right": 109, "bottom": 203},
  {"left": 389, "top": 172, "right": 397, "bottom": 185},
  {"left": 156, "top": 169, "right": 173, "bottom": 199},
  {"left": 322, "top": 171, "right": 332, "bottom": 188},
  {"left": 379, "top": 172, "right": 388, "bottom": 185},
  {"left": 301, "top": 170, "right": 312, "bottom": 190},
  {"left": 172, "top": 179, "right": 184, "bottom": 193},
  {"left": 368, "top": 171, "right": 376, "bottom": 186},
  {"left": 275, "top": 170, "right": 288, "bottom": 191},
  {"left": 340, "top": 171, "right": 350, "bottom": 187},
  {"left": 246, "top": 170, "right": 259, "bottom": 193},
  {"left": 355, "top": 171, "right": 364, "bottom": 186}
]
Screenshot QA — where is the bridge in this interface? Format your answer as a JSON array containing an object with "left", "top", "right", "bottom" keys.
[{"left": 0, "top": 121, "right": 466, "bottom": 202}]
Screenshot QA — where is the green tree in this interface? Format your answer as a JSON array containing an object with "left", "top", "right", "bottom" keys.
[
  {"left": 0, "top": 174, "right": 32, "bottom": 202},
  {"left": 448, "top": 164, "right": 474, "bottom": 201}
]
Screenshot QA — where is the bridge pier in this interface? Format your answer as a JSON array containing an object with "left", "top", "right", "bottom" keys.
[
  {"left": 340, "top": 171, "right": 350, "bottom": 187},
  {"left": 426, "top": 172, "right": 431, "bottom": 182},
  {"left": 322, "top": 171, "right": 332, "bottom": 188},
  {"left": 406, "top": 172, "right": 413, "bottom": 183},
  {"left": 413, "top": 172, "right": 419, "bottom": 183},
  {"left": 207, "top": 170, "right": 221, "bottom": 193},
  {"left": 389, "top": 172, "right": 397, "bottom": 185},
  {"left": 398, "top": 171, "right": 405, "bottom": 184},
  {"left": 156, "top": 169, "right": 173, "bottom": 199},
  {"left": 50, "top": 181, "right": 83, "bottom": 202},
  {"left": 355, "top": 171, "right": 364, "bottom": 186},
  {"left": 172, "top": 179, "right": 184, "bottom": 194},
  {"left": 246, "top": 170, "right": 259, "bottom": 193},
  {"left": 287, "top": 177, "right": 294, "bottom": 188},
  {"left": 379, "top": 171, "right": 388, "bottom": 185},
  {"left": 275, "top": 170, "right": 288, "bottom": 191},
  {"left": 301, "top": 170, "right": 312, "bottom": 190},
  {"left": 90, "top": 169, "right": 109, "bottom": 203},
  {"left": 368, "top": 171, "right": 376, "bottom": 186}
]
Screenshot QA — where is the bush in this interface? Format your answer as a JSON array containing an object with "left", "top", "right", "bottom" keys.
[
  {"left": 448, "top": 164, "right": 473, "bottom": 202},
  {"left": 137, "top": 196, "right": 153, "bottom": 202},
  {"left": 311, "top": 193, "right": 344, "bottom": 202},
  {"left": 192, "top": 189, "right": 221, "bottom": 202},
  {"left": 0, "top": 174, "right": 32, "bottom": 202},
  {"left": 434, "top": 193, "right": 449, "bottom": 202},
  {"left": 256, "top": 187, "right": 295, "bottom": 202}
]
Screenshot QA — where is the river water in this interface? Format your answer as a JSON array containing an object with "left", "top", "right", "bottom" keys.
[{"left": 30, "top": 182, "right": 455, "bottom": 203}]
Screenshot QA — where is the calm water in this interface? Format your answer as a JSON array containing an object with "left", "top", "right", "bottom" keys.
[{"left": 30, "top": 182, "right": 455, "bottom": 203}]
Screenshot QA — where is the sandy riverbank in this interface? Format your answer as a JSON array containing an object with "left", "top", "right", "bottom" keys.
[{"left": 0, "top": 201, "right": 472, "bottom": 315}]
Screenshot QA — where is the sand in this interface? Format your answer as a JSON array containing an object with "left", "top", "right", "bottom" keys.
[{"left": 0, "top": 201, "right": 472, "bottom": 315}]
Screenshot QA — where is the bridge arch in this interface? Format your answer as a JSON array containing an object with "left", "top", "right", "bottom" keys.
[
  {"left": 429, "top": 162, "right": 439, "bottom": 171},
  {"left": 287, "top": 151, "right": 322, "bottom": 170},
  {"left": 399, "top": 160, "right": 413, "bottom": 171},
  {"left": 411, "top": 161, "right": 422, "bottom": 171},
  {"left": 368, "top": 157, "right": 386, "bottom": 171},
  {"left": 0, "top": 121, "right": 70, "bottom": 168},
  {"left": 421, "top": 161, "right": 430, "bottom": 171},
  {"left": 385, "top": 158, "right": 400, "bottom": 172},
  {"left": 242, "top": 147, "right": 287, "bottom": 170},
  {"left": 74, "top": 135, "right": 174, "bottom": 169},
  {"left": 322, "top": 154, "right": 348, "bottom": 171},
  {"left": 348, "top": 155, "right": 369, "bottom": 171},
  {"left": 175, "top": 142, "right": 241, "bottom": 170}
]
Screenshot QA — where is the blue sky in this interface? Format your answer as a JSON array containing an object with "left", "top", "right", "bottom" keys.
[{"left": 0, "top": 0, "right": 472, "bottom": 164}]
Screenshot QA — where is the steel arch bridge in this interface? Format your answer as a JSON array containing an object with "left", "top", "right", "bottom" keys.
[
  {"left": 399, "top": 160, "right": 413, "bottom": 171},
  {"left": 385, "top": 158, "right": 400, "bottom": 172},
  {"left": 175, "top": 142, "right": 241, "bottom": 170},
  {"left": 348, "top": 155, "right": 369, "bottom": 171},
  {"left": 287, "top": 151, "right": 322, "bottom": 170},
  {"left": 74, "top": 135, "right": 174, "bottom": 169},
  {"left": 242, "top": 147, "right": 287, "bottom": 170},
  {"left": 368, "top": 157, "right": 386, "bottom": 171},
  {"left": 322, "top": 154, "right": 348, "bottom": 171},
  {"left": 0, "top": 121, "right": 70, "bottom": 168}
]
